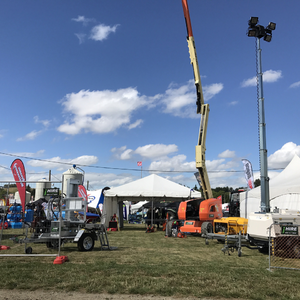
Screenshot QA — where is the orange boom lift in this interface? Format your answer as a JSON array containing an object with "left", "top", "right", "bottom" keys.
[{"left": 177, "top": 0, "right": 222, "bottom": 235}]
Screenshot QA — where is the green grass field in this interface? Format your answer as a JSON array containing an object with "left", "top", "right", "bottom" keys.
[{"left": 0, "top": 223, "right": 299, "bottom": 300}]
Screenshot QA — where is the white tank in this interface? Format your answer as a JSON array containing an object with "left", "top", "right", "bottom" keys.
[
  {"left": 15, "top": 191, "right": 31, "bottom": 204},
  {"left": 35, "top": 179, "right": 52, "bottom": 200},
  {"left": 62, "top": 165, "right": 84, "bottom": 197}
]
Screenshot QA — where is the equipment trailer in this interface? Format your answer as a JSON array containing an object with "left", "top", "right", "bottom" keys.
[
  {"left": 11, "top": 166, "right": 116, "bottom": 254},
  {"left": 12, "top": 196, "right": 115, "bottom": 254}
]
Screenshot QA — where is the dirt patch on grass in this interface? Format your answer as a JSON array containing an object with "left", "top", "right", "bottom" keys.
[{"left": 0, "top": 290, "right": 243, "bottom": 300}]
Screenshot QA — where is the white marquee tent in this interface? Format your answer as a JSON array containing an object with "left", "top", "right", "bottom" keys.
[
  {"left": 103, "top": 174, "right": 202, "bottom": 227},
  {"left": 240, "top": 155, "right": 300, "bottom": 218},
  {"left": 104, "top": 174, "right": 202, "bottom": 201}
]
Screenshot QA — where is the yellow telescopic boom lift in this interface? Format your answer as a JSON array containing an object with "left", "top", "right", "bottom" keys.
[{"left": 182, "top": 0, "right": 212, "bottom": 199}]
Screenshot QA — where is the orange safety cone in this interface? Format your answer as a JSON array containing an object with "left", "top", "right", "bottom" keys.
[
  {"left": 0, "top": 245, "right": 10, "bottom": 250},
  {"left": 53, "top": 256, "right": 69, "bottom": 265}
]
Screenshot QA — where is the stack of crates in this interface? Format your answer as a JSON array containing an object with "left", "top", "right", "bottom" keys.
[{"left": 7, "top": 204, "right": 23, "bottom": 229}]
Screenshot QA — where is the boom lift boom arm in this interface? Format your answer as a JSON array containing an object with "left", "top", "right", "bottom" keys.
[{"left": 182, "top": 0, "right": 213, "bottom": 199}]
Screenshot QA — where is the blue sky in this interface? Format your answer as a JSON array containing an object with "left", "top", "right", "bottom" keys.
[{"left": 1, "top": 0, "right": 300, "bottom": 192}]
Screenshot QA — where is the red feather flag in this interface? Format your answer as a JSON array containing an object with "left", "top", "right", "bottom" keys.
[
  {"left": 10, "top": 159, "right": 26, "bottom": 212},
  {"left": 78, "top": 184, "right": 88, "bottom": 212}
]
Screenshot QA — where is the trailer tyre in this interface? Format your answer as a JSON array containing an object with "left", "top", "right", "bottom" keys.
[
  {"left": 238, "top": 248, "right": 242, "bottom": 257},
  {"left": 25, "top": 247, "right": 32, "bottom": 254},
  {"left": 46, "top": 240, "right": 62, "bottom": 249},
  {"left": 78, "top": 233, "right": 95, "bottom": 252},
  {"left": 201, "top": 222, "right": 212, "bottom": 237}
]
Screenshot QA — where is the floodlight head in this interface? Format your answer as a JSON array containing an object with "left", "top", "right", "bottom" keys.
[
  {"left": 248, "top": 17, "right": 259, "bottom": 27},
  {"left": 264, "top": 34, "right": 272, "bottom": 42},
  {"left": 247, "top": 28, "right": 257, "bottom": 37},
  {"left": 267, "top": 22, "right": 276, "bottom": 31}
]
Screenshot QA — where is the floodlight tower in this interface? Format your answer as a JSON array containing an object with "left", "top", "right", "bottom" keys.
[{"left": 247, "top": 17, "right": 276, "bottom": 213}]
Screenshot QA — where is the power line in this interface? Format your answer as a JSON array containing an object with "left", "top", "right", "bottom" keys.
[{"left": 0, "top": 151, "right": 284, "bottom": 174}]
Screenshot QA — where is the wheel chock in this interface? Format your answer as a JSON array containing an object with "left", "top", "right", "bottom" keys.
[
  {"left": 0, "top": 245, "right": 10, "bottom": 250},
  {"left": 53, "top": 255, "right": 69, "bottom": 264}
]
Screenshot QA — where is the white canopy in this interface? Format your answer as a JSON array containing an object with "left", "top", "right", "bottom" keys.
[
  {"left": 240, "top": 155, "right": 300, "bottom": 218},
  {"left": 104, "top": 174, "right": 202, "bottom": 202}
]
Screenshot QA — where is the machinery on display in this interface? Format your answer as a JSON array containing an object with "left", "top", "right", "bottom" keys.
[
  {"left": 12, "top": 166, "right": 114, "bottom": 254},
  {"left": 247, "top": 210, "right": 300, "bottom": 251},
  {"left": 204, "top": 16, "right": 300, "bottom": 256},
  {"left": 173, "top": 0, "right": 222, "bottom": 236},
  {"left": 176, "top": 3, "right": 300, "bottom": 258}
]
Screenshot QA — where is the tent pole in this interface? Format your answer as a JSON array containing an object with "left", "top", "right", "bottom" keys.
[{"left": 151, "top": 199, "right": 153, "bottom": 227}]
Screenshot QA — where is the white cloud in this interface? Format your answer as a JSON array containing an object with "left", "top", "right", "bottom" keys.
[
  {"left": 0, "top": 150, "right": 45, "bottom": 159},
  {"left": 241, "top": 70, "right": 282, "bottom": 87},
  {"left": 0, "top": 129, "right": 8, "bottom": 139},
  {"left": 111, "top": 146, "right": 134, "bottom": 161},
  {"left": 72, "top": 16, "right": 95, "bottom": 26},
  {"left": 160, "top": 80, "right": 223, "bottom": 118},
  {"left": 111, "top": 144, "right": 178, "bottom": 161},
  {"left": 218, "top": 150, "right": 236, "bottom": 158},
  {"left": 57, "top": 81, "right": 224, "bottom": 136},
  {"left": 27, "top": 155, "right": 98, "bottom": 171},
  {"left": 17, "top": 117, "right": 50, "bottom": 141},
  {"left": 135, "top": 144, "right": 178, "bottom": 159},
  {"left": 17, "top": 150, "right": 45, "bottom": 157},
  {"left": 147, "top": 153, "right": 244, "bottom": 188},
  {"left": 128, "top": 119, "right": 143, "bottom": 130},
  {"left": 17, "top": 130, "right": 43, "bottom": 141},
  {"left": 268, "top": 142, "right": 300, "bottom": 169},
  {"left": 290, "top": 81, "right": 300, "bottom": 88},
  {"left": 34, "top": 116, "right": 50, "bottom": 128},
  {"left": 241, "top": 77, "right": 256, "bottom": 87},
  {"left": 120, "top": 149, "right": 133, "bottom": 160},
  {"left": 89, "top": 24, "right": 119, "bottom": 41},
  {"left": 57, "top": 88, "right": 152, "bottom": 135},
  {"left": 203, "top": 83, "right": 224, "bottom": 101},
  {"left": 160, "top": 81, "right": 194, "bottom": 118},
  {"left": 149, "top": 154, "right": 194, "bottom": 173},
  {"left": 74, "top": 33, "right": 86, "bottom": 44}
]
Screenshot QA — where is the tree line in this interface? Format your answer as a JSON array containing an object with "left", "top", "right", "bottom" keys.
[
  {"left": 0, "top": 185, "right": 35, "bottom": 199},
  {"left": 193, "top": 178, "right": 261, "bottom": 203}
]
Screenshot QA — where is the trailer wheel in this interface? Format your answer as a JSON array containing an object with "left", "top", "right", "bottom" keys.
[
  {"left": 78, "top": 233, "right": 95, "bottom": 252},
  {"left": 293, "top": 244, "right": 300, "bottom": 258},
  {"left": 201, "top": 222, "right": 212, "bottom": 237},
  {"left": 25, "top": 247, "right": 32, "bottom": 254},
  {"left": 46, "top": 240, "right": 63, "bottom": 249},
  {"left": 238, "top": 248, "right": 242, "bottom": 257}
]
